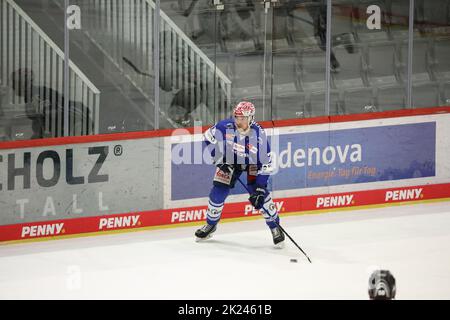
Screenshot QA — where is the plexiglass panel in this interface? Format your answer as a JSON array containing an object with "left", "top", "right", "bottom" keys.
[
  {"left": 0, "top": 0, "right": 66, "bottom": 140},
  {"left": 272, "top": 0, "right": 328, "bottom": 119},
  {"left": 413, "top": 0, "right": 450, "bottom": 108}
]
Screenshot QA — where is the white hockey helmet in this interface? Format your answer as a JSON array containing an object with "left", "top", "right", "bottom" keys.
[{"left": 233, "top": 101, "right": 255, "bottom": 125}]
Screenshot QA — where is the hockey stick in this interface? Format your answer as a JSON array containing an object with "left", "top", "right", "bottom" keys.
[{"left": 236, "top": 177, "right": 312, "bottom": 263}]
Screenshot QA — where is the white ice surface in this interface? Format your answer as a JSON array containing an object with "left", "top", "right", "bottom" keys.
[{"left": 1, "top": 201, "right": 450, "bottom": 300}]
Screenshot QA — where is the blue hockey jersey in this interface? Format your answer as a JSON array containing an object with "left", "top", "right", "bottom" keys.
[{"left": 203, "top": 118, "right": 274, "bottom": 187}]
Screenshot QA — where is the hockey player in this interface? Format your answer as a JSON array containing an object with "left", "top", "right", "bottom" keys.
[{"left": 195, "top": 101, "right": 285, "bottom": 248}]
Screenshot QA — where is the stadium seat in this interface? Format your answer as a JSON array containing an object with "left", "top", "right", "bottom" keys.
[
  {"left": 288, "top": 1, "right": 322, "bottom": 51},
  {"left": 332, "top": 43, "right": 367, "bottom": 89},
  {"left": 297, "top": 48, "right": 328, "bottom": 92},
  {"left": 375, "top": 85, "right": 406, "bottom": 111},
  {"left": 309, "top": 90, "right": 340, "bottom": 117},
  {"left": 215, "top": 52, "right": 233, "bottom": 79},
  {"left": 398, "top": 38, "right": 433, "bottom": 84},
  {"left": 229, "top": 53, "right": 264, "bottom": 98},
  {"left": 412, "top": 82, "right": 440, "bottom": 108},
  {"left": 432, "top": 37, "right": 450, "bottom": 82},
  {"left": 220, "top": 2, "right": 261, "bottom": 54},
  {"left": 441, "top": 81, "right": 450, "bottom": 106},
  {"left": 342, "top": 87, "right": 377, "bottom": 114},
  {"left": 273, "top": 92, "right": 309, "bottom": 120},
  {"left": 185, "top": 6, "right": 222, "bottom": 54},
  {"left": 272, "top": 50, "right": 302, "bottom": 96},
  {"left": 271, "top": 5, "right": 295, "bottom": 52},
  {"left": 366, "top": 41, "right": 401, "bottom": 87}
]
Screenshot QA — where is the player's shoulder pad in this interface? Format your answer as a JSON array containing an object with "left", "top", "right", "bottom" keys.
[
  {"left": 204, "top": 118, "right": 234, "bottom": 144},
  {"left": 216, "top": 118, "right": 235, "bottom": 131},
  {"left": 251, "top": 121, "right": 266, "bottom": 135}
]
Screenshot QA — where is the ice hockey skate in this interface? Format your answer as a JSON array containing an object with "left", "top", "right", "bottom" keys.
[
  {"left": 271, "top": 226, "right": 285, "bottom": 249},
  {"left": 195, "top": 223, "right": 217, "bottom": 242}
]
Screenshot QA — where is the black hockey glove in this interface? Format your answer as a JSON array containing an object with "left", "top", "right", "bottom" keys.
[
  {"left": 249, "top": 187, "right": 266, "bottom": 210},
  {"left": 217, "top": 163, "right": 233, "bottom": 174}
]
